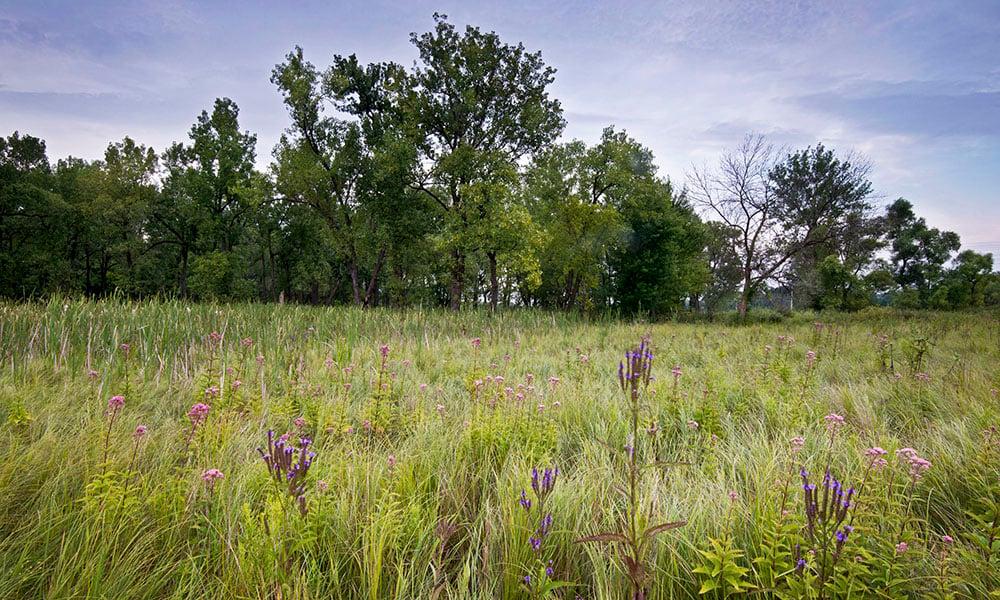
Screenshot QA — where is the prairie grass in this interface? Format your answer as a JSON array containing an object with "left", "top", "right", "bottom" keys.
[{"left": 0, "top": 298, "right": 998, "bottom": 599}]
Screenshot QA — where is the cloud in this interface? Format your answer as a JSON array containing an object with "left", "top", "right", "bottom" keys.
[{"left": 796, "top": 89, "right": 1000, "bottom": 138}]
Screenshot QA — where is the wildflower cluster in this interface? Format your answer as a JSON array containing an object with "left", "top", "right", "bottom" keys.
[
  {"left": 618, "top": 339, "right": 653, "bottom": 402},
  {"left": 801, "top": 468, "right": 855, "bottom": 560},
  {"left": 519, "top": 466, "right": 564, "bottom": 597},
  {"left": 257, "top": 430, "right": 315, "bottom": 516}
]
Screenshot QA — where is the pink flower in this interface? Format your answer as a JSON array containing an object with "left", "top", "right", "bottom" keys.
[
  {"left": 686, "top": 420, "right": 699, "bottom": 431},
  {"left": 824, "top": 414, "right": 845, "bottom": 431},
  {"left": 537, "top": 404, "right": 545, "bottom": 413},
  {"left": 553, "top": 401, "right": 561, "bottom": 408},
  {"left": 915, "top": 372, "right": 931, "bottom": 383},
  {"left": 728, "top": 491, "right": 738, "bottom": 501},
  {"left": 896, "top": 447, "right": 918, "bottom": 461},
  {"left": 806, "top": 350, "right": 816, "bottom": 364},
  {"left": 241, "top": 337, "right": 253, "bottom": 348},
  {"left": 205, "top": 386, "right": 220, "bottom": 398},
  {"left": 88, "top": 370, "right": 100, "bottom": 379},
  {"left": 790, "top": 436, "right": 805, "bottom": 453},
  {"left": 201, "top": 468, "right": 224, "bottom": 482},
  {"left": 895, "top": 541, "right": 908, "bottom": 554},
  {"left": 232, "top": 380, "right": 242, "bottom": 390},
  {"left": 941, "top": 535, "right": 954, "bottom": 544},
  {"left": 345, "top": 426, "right": 355, "bottom": 434},
  {"left": 108, "top": 395, "right": 125, "bottom": 411},
  {"left": 318, "top": 480, "right": 329, "bottom": 492},
  {"left": 387, "top": 455, "right": 396, "bottom": 468},
  {"left": 865, "top": 446, "right": 888, "bottom": 457},
  {"left": 256, "top": 355, "right": 265, "bottom": 364},
  {"left": 471, "top": 337, "right": 482, "bottom": 350},
  {"left": 436, "top": 404, "right": 446, "bottom": 415},
  {"left": 133, "top": 425, "right": 147, "bottom": 440}
]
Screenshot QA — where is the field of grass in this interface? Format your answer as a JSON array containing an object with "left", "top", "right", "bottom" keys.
[{"left": 1, "top": 298, "right": 998, "bottom": 599}]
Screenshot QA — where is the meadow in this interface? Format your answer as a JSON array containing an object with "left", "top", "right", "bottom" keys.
[{"left": 0, "top": 299, "right": 998, "bottom": 599}]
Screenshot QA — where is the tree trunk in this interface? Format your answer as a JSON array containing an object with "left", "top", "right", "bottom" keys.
[
  {"left": 449, "top": 248, "right": 465, "bottom": 311},
  {"left": 488, "top": 251, "right": 499, "bottom": 312},
  {"left": 349, "top": 262, "right": 362, "bottom": 306},
  {"left": 179, "top": 248, "right": 189, "bottom": 299}
]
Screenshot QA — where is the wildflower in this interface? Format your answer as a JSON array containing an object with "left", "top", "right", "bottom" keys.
[
  {"left": 728, "top": 491, "right": 738, "bottom": 501},
  {"left": 806, "top": 350, "right": 816, "bottom": 364},
  {"left": 379, "top": 345, "right": 390, "bottom": 357},
  {"left": 201, "top": 468, "right": 224, "bottom": 494},
  {"left": 824, "top": 413, "right": 845, "bottom": 431},
  {"left": 790, "top": 436, "right": 805, "bottom": 453},
  {"left": 914, "top": 372, "right": 930, "bottom": 382},
  {"left": 88, "top": 369, "right": 99, "bottom": 379},
  {"left": 241, "top": 337, "right": 253, "bottom": 348},
  {"left": 188, "top": 403, "right": 211, "bottom": 424},
  {"left": 941, "top": 535, "right": 954, "bottom": 544},
  {"left": 908, "top": 456, "right": 932, "bottom": 480},
  {"left": 686, "top": 419, "right": 699, "bottom": 431},
  {"left": 537, "top": 404, "right": 545, "bottom": 413},
  {"left": 132, "top": 425, "right": 147, "bottom": 440},
  {"left": 108, "top": 395, "right": 125, "bottom": 411},
  {"left": 388, "top": 455, "right": 396, "bottom": 469},
  {"left": 865, "top": 446, "right": 888, "bottom": 457},
  {"left": 256, "top": 355, "right": 265, "bottom": 364},
  {"left": 436, "top": 404, "right": 445, "bottom": 415},
  {"left": 895, "top": 447, "right": 918, "bottom": 461},
  {"left": 895, "top": 541, "right": 908, "bottom": 554},
  {"left": 553, "top": 400, "right": 561, "bottom": 408},
  {"left": 345, "top": 426, "right": 355, "bottom": 434},
  {"left": 580, "top": 354, "right": 588, "bottom": 363}
]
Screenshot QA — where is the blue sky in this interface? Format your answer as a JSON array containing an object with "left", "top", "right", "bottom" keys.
[{"left": 2, "top": 0, "right": 998, "bottom": 256}]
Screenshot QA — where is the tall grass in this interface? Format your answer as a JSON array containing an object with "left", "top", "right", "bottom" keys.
[{"left": 1, "top": 298, "right": 998, "bottom": 598}]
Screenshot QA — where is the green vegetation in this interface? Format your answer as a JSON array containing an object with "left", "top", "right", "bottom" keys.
[{"left": 1, "top": 298, "right": 999, "bottom": 598}]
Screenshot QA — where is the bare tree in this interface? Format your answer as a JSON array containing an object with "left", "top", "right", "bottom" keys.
[{"left": 688, "top": 134, "right": 782, "bottom": 316}]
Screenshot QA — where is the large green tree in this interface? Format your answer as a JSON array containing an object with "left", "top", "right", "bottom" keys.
[
  {"left": 0, "top": 132, "right": 68, "bottom": 296},
  {"left": 406, "top": 13, "right": 565, "bottom": 309},
  {"left": 884, "top": 198, "right": 961, "bottom": 305},
  {"left": 272, "top": 48, "right": 424, "bottom": 307}
]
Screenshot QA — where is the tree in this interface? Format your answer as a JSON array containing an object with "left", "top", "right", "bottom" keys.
[
  {"left": 156, "top": 99, "right": 259, "bottom": 299},
  {"left": 406, "top": 13, "right": 565, "bottom": 309},
  {"left": 884, "top": 198, "right": 961, "bottom": 305},
  {"left": 689, "top": 136, "right": 874, "bottom": 316},
  {"left": 272, "top": 48, "right": 422, "bottom": 307},
  {"left": 0, "top": 132, "right": 68, "bottom": 296},
  {"left": 524, "top": 138, "right": 622, "bottom": 310},
  {"left": 609, "top": 178, "right": 707, "bottom": 316},
  {"left": 95, "top": 137, "right": 158, "bottom": 295},
  {"left": 944, "top": 250, "right": 993, "bottom": 308}
]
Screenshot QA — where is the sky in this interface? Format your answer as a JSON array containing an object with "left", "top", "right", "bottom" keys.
[{"left": 2, "top": 0, "right": 998, "bottom": 256}]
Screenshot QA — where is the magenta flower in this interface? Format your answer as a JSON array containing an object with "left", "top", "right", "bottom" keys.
[
  {"left": 133, "top": 425, "right": 147, "bottom": 440},
  {"left": 108, "top": 395, "right": 125, "bottom": 411},
  {"left": 895, "top": 541, "right": 908, "bottom": 554}
]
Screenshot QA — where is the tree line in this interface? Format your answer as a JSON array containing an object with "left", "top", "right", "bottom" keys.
[{"left": 2, "top": 15, "right": 996, "bottom": 313}]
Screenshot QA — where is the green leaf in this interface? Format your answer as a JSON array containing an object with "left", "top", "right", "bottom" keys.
[
  {"left": 643, "top": 521, "right": 686, "bottom": 539},
  {"left": 698, "top": 579, "right": 719, "bottom": 594}
]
